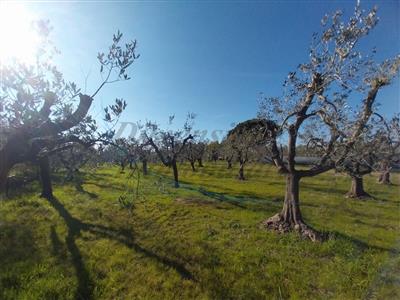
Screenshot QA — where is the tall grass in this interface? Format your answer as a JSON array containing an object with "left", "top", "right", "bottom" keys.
[{"left": 0, "top": 162, "right": 399, "bottom": 299}]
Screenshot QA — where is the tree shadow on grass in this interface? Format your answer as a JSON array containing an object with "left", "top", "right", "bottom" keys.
[
  {"left": 74, "top": 181, "right": 98, "bottom": 199},
  {"left": 83, "top": 181, "right": 126, "bottom": 192},
  {"left": 352, "top": 218, "right": 398, "bottom": 231},
  {"left": 303, "top": 182, "right": 398, "bottom": 203},
  {"left": 0, "top": 223, "right": 39, "bottom": 295},
  {"left": 46, "top": 195, "right": 194, "bottom": 300},
  {"left": 302, "top": 182, "right": 349, "bottom": 196},
  {"left": 84, "top": 172, "right": 116, "bottom": 180},
  {"left": 50, "top": 226, "right": 65, "bottom": 258},
  {"left": 341, "top": 207, "right": 399, "bottom": 223},
  {"left": 194, "top": 188, "right": 247, "bottom": 209},
  {"left": 0, "top": 223, "right": 38, "bottom": 265},
  {"left": 327, "top": 231, "right": 395, "bottom": 253},
  {"left": 180, "top": 185, "right": 282, "bottom": 213},
  {"left": 151, "top": 171, "right": 282, "bottom": 213}
]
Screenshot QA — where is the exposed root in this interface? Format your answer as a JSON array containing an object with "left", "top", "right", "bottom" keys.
[
  {"left": 40, "top": 192, "right": 53, "bottom": 199},
  {"left": 379, "top": 181, "right": 392, "bottom": 185},
  {"left": 260, "top": 213, "right": 323, "bottom": 242},
  {"left": 345, "top": 191, "right": 371, "bottom": 199},
  {"left": 378, "top": 178, "right": 391, "bottom": 185},
  {"left": 378, "top": 172, "right": 391, "bottom": 185}
]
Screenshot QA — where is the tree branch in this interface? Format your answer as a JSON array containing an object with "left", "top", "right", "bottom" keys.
[{"left": 34, "top": 94, "right": 93, "bottom": 137}]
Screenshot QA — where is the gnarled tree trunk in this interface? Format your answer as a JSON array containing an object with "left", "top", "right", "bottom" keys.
[
  {"left": 190, "top": 161, "right": 196, "bottom": 172},
  {"left": 226, "top": 155, "right": 233, "bottom": 169},
  {"left": 172, "top": 159, "right": 179, "bottom": 188},
  {"left": 346, "top": 176, "right": 370, "bottom": 198},
  {"left": 238, "top": 162, "right": 245, "bottom": 180},
  {"left": 261, "top": 174, "right": 321, "bottom": 241},
  {"left": 197, "top": 158, "right": 204, "bottom": 167},
  {"left": 378, "top": 170, "right": 391, "bottom": 185},
  {"left": 39, "top": 156, "right": 53, "bottom": 199},
  {"left": 378, "top": 162, "right": 391, "bottom": 185},
  {"left": 0, "top": 135, "right": 26, "bottom": 198},
  {"left": 377, "top": 161, "right": 391, "bottom": 185},
  {"left": 0, "top": 161, "right": 11, "bottom": 199},
  {"left": 120, "top": 161, "right": 126, "bottom": 173},
  {"left": 142, "top": 159, "right": 148, "bottom": 176}
]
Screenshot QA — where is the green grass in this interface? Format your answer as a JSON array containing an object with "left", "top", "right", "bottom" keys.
[{"left": 1, "top": 162, "right": 399, "bottom": 299}]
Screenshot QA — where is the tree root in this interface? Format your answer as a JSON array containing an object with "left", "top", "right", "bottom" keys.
[
  {"left": 345, "top": 191, "right": 371, "bottom": 199},
  {"left": 379, "top": 181, "right": 392, "bottom": 185},
  {"left": 378, "top": 178, "right": 391, "bottom": 185},
  {"left": 378, "top": 172, "right": 391, "bottom": 185},
  {"left": 260, "top": 213, "right": 323, "bottom": 242}
]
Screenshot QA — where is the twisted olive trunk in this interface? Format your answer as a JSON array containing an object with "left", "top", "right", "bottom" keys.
[
  {"left": 378, "top": 161, "right": 391, "bottom": 185},
  {"left": 0, "top": 159, "right": 11, "bottom": 198},
  {"left": 378, "top": 170, "right": 391, "bottom": 185},
  {"left": 142, "top": 159, "right": 148, "bottom": 176},
  {"left": 0, "top": 94, "right": 92, "bottom": 199},
  {"left": 264, "top": 175, "right": 302, "bottom": 226},
  {"left": 280, "top": 174, "right": 302, "bottom": 223},
  {"left": 172, "top": 159, "right": 179, "bottom": 188},
  {"left": 262, "top": 174, "right": 320, "bottom": 241},
  {"left": 39, "top": 156, "right": 53, "bottom": 199},
  {"left": 197, "top": 158, "right": 204, "bottom": 167},
  {"left": 227, "top": 159, "right": 232, "bottom": 169},
  {"left": 120, "top": 161, "right": 126, "bottom": 173},
  {"left": 0, "top": 134, "right": 26, "bottom": 198},
  {"left": 347, "top": 176, "right": 370, "bottom": 198},
  {"left": 238, "top": 162, "right": 245, "bottom": 180},
  {"left": 190, "top": 161, "right": 196, "bottom": 172}
]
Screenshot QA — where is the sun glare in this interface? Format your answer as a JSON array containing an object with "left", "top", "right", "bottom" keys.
[{"left": 0, "top": 3, "right": 40, "bottom": 65}]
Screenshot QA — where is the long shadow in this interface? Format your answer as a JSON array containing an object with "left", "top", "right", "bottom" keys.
[
  {"left": 353, "top": 218, "right": 397, "bottom": 231},
  {"left": 194, "top": 187, "right": 247, "bottom": 209},
  {"left": 83, "top": 181, "right": 126, "bottom": 192},
  {"left": 50, "top": 226, "right": 65, "bottom": 257},
  {"left": 182, "top": 185, "right": 282, "bottom": 212},
  {"left": 341, "top": 206, "right": 399, "bottom": 222},
  {"left": 74, "top": 181, "right": 98, "bottom": 199},
  {"left": 302, "top": 182, "right": 348, "bottom": 196},
  {"left": 151, "top": 172, "right": 281, "bottom": 211},
  {"left": 46, "top": 196, "right": 194, "bottom": 299},
  {"left": 83, "top": 172, "right": 116, "bottom": 180},
  {"left": 327, "top": 231, "right": 395, "bottom": 253},
  {"left": 5, "top": 175, "right": 38, "bottom": 198}
]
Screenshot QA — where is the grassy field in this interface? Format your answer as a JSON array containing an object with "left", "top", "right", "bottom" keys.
[{"left": 0, "top": 162, "right": 399, "bottom": 299}]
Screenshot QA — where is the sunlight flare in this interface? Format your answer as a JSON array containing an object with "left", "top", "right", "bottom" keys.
[{"left": 0, "top": 2, "right": 40, "bottom": 64}]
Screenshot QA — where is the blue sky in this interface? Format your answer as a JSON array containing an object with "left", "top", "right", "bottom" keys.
[{"left": 26, "top": 0, "right": 399, "bottom": 139}]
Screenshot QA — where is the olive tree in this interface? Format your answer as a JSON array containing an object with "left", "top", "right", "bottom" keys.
[
  {"left": 221, "top": 139, "right": 235, "bottom": 169},
  {"left": 57, "top": 144, "right": 96, "bottom": 181},
  {"left": 256, "top": 4, "right": 399, "bottom": 240},
  {"left": 206, "top": 141, "right": 221, "bottom": 163},
  {"left": 338, "top": 123, "right": 378, "bottom": 198},
  {"left": 113, "top": 138, "right": 132, "bottom": 172},
  {"left": 185, "top": 141, "right": 198, "bottom": 172},
  {"left": 143, "top": 114, "right": 195, "bottom": 187},
  {"left": 184, "top": 140, "right": 206, "bottom": 171},
  {"left": 130, "top": 136, "right": 152, "bottom": 175},
  {"left": 225, "top": 119, "right": 267, "bottom": 180},
  {"left": 193, "top": 141, "right": 206, "bottom": 167},
  {"left": 335, "top": 114, "right": 399, "bottom": 197},
  {"left": 0, "top": 24, "right": 138, "bottom": 199},
  {"left": 376, "top": 115, "right": 400, "bottom": 185}
]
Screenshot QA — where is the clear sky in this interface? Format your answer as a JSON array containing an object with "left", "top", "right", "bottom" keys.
[{"left": 19, "top": 0, "right": 400, "bottom": 139}]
